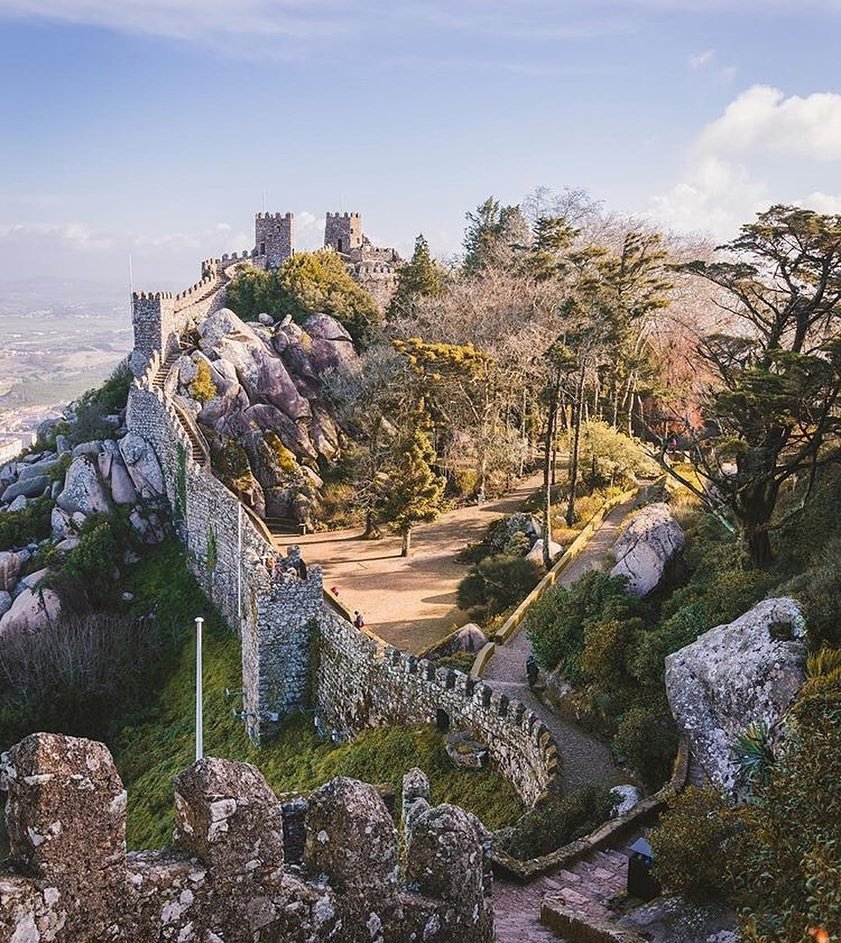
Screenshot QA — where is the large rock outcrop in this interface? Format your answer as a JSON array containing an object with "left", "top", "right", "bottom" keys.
[
  {"left": 611, "top": 502, "right": 685, "bottom": 596},
  {"left": 0, "top": 733, "right": 493, "bottom": 943},
  {"left": 0, "top": 584, "right": 61, "bottom": 636},
  {"left": 665, "top": 597, "right": 807, "bottom": 794},
  {"left": 168, "top": 307, "right": 356, "bottom": 523}
]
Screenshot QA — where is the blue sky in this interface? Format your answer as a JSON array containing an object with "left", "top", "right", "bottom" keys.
[{"left": 1, "top": 0, "right": 840, "bottom": 291}]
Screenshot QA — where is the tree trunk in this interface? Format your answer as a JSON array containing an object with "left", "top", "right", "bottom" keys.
[
  {"left": 542, "top": 370, "right": 561, "bottom": 570},
  {"left": 744, "top": 527, "right": 773, "bottom": 567},
  {"left": 363, "top": 508, "right": 381, "bottom": 540},
  {"left": 566, "top": 360, "right": 586, "bottom": 527},
  {"left": 401, "top": 528, "right": 412, "bottom": 557}
]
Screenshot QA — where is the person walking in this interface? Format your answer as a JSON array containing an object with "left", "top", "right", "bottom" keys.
[{"left": 353, "top": 611, "right": 365, "bottom": 629}]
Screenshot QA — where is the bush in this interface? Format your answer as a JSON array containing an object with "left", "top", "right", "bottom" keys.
[
  {"left": 573, "top": 420, "right": 658, "bottom": 490},
  {"left": 0, "top": 613, "right": 167, "bottom": 747},
  {"left": 579, "top": 616, "right": 645, "bottom": 689},
  {"left": 649, "top": 786, "right": 739, "bottom": 899},
  {"left": 47, "top": 512, "right": 138, "bottom": 612},
  {"left": 527, "top": 570, "right": 640, "bottom": 682},
  {"left": 0, "top": 495, "right": 53, "bottom": 551},
  {"left": 613, "top": 705, "right": 679, "bottom": 788},
  {"left": 457, "top": 554, "right": 542, "bottom": 617},
  {"left": 500, "top": 785, "right": 616, "bottom": 860},
  {"left": 189, "top": 360, "right": 217, "bottom": 403},
  {"left": 70, "top": 363, "right": 132, "bottom": 445},
  {"left": 227, "top": 251, "right": 382, "bottom": 349}
]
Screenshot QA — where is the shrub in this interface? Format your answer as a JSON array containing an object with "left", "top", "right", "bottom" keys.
[
  {"left": 613, "top": 705, "right": 679, "bottom": 788},
  {"left": 580, "top": 616, "right": 645, "bottom": 689},
  {"left": 732, "top": 678, "right": 841, "bottom": 939},
  {"left": 786, "top": 554, "right": 841, "bottom": 648},
  {"left": 500, "top": 785, "right": 616, "bottom": 860},
  {"left": 573, "top": 420, "right": 658, "bottom": 490},
  {"left": 70, "top": 362, "right": 132, "bottom": 445},
  {"left": 189, "top": 360, "right": 217, "bottom": 403},
  {"left": 47, "top": 512, "right": 137, "bottom": 612},
  {"left": 649, "top": 786, "right": 739, "bottom": 899},
  {"left": 227, "top": 251, "right": 382, "bottom": 349},
  {"left": 0, "top": 613, "right": 166, "bottom": 747},
  {"left": 526, "top": 570, "right": 640, "bottom": 681},
  {"left": 457, "top": 554, "right": 542, "bottom": 617},
  {"left": 0, "top": 495, "right": 53, "bottom": 551}
]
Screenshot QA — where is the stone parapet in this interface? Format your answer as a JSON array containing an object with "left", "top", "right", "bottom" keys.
[
  {"left": 0, "top": 733, "right": 493, "bottom": 943},
  {"left": 316, "top": 613, "right": 562, "bottom": 806}
]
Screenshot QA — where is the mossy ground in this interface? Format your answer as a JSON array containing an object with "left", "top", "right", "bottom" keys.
[
  {"left": 117, "top": 621, "right": 522, "bottom": 849},
  {"left": 112, "top": 550, "right": 522, "bottom": 850}
]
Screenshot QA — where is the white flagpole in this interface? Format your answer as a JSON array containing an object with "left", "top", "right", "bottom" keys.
[{"left": 195, "top": 617, "right": 204, "bottom": 762}]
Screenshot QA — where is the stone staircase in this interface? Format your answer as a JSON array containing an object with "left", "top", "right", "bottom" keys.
[
  {"left": 152, "top": 337, "right": 208, "bottom": 467},
  {"left": 494, "top": 845, "right": 635, "bottom": 942}
]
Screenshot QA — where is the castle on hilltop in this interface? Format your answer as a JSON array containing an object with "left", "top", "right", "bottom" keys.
[
  {"left": 252, "top": 209, "right": 404, "bottom": 309},
  {"left": 130, "top": 208, "right": 403, "bottom": 376}
]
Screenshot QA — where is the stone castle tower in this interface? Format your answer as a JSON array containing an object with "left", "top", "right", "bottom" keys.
[
  {"left": 324, "top": 211, "right": 363, "bottom": 254},
  {"left": 255, "top": 211, "right": 294, "bottom": 269}
]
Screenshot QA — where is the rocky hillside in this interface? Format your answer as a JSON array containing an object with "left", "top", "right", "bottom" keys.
[
  {"left": 0, "top": 417, "right": 166, "bottom": 636},
  {"left": 169, "top": 308, "right": 358, "bottom": 524}
]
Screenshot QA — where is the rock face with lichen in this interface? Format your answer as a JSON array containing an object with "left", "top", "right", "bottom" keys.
[
  {"left": 610, "top": 502, "right": 685, "bottom": 597},
  {"left": 665, "top": 597, "right": 807, "bottom": 795},
  {"left": 167, "top": 307, "right": 355, "bottom": 523},
  {"left": 0, "top": 733, "right": 493, "bottom": 943}
]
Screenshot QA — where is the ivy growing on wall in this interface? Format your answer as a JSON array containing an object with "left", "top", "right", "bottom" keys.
[
  {"left": 175, "top": 444, "right": 187, "bottom": 522},
  {"left": 206, "top": 528, "right": 218, "bottom": 572}
]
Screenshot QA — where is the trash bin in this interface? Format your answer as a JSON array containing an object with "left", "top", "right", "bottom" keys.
[{"left": 627, "top": 837, "right": 661, "bottom": 901}]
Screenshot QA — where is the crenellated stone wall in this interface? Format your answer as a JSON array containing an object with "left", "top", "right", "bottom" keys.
[
  {"left": 316, "top": 612, "right": 561, "bottom": 806},
  {"left": 129, "top": 269, "right": 227, "bottom": 377},
  {"left": 122, "top": 226, "right": 559, "bottom": 806},
  {"left": 0, "top": 732, "right": 493, "bottom": 943},
  {"left": 126, "top": 361, "right": 322, "bottom": 740}
]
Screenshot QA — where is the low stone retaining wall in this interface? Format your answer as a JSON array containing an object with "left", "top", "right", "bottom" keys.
[
  {"left": 540, "top": 900, "right": 647, "bottom": 943},
  {"left": 491, "top": 736, "right": 689, "bottom": 882},
  {"left": 316, "top": 612, "right": 562, "bottom": 807}
]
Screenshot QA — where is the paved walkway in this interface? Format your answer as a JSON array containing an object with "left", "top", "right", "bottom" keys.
[
  {"left": 494, "top": 846, "right": 635, "bottom": 942},
  {"left": 485, "top": 497, "right": 641, "bottom": 941},
  {"left": 274, "top": 472, "right": 544, "bottom": 653}
]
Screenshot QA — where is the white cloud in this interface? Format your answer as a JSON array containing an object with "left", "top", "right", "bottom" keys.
[
  {"left": 689, "top": 49, "right": 715, "bottom": 69},
  {"left": 698, "top": 85, "right": 841, "bottom": 160},
  {"left": 651, "top": 84, "right": 841, "bottom": 239}
]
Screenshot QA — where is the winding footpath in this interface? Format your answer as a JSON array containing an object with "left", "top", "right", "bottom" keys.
[{"left": 483, "top": 497, "right": 643, "bottom": 942}]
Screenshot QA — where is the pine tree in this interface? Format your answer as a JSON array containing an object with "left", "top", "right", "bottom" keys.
[
  {"left": 382, "top": 413, "right": 445, "bottom": 556},
  {"left": 387, "top": 234, "right": 444, "bottom": 319}
]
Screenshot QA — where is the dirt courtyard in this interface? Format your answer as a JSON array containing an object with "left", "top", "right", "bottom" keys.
[{"left": 274, "top": 473, "right": 543, "bottom": 653}]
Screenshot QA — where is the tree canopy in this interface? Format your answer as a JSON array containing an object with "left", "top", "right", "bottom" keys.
[
  {"left": 661, "top": 205, "right": 841, "bottom": 565},
  {"left": 227, "top": 250, "right": 382, "bottom": 349}
]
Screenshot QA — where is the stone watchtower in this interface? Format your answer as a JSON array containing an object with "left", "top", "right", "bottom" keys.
[
  {"left": 255, "top": 212, "right": 295, "bottom": 269},
  {"left": 324, "top": 211, "right": 362, "bottom": 255}
]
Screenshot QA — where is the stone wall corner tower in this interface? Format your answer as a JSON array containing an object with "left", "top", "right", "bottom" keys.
[
  {"left": 324, "top": 211, "right": 362, "bottom": 255},
  {"left": 255, "top": 211, "right": 294, "bottom": 269}
]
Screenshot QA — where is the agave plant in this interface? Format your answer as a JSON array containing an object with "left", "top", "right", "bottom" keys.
[{"left": 732, "top": 721, "right": 775, "bottom": 790}]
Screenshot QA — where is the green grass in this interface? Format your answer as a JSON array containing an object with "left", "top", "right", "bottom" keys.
[
  {"left": 114, "top": 545, "right": 522, "bottom": 849},
  {"left": 116, "top": 620, "right": 522, "bottom": 849}
]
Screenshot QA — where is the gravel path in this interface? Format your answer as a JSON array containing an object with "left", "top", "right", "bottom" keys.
[
  {"left": 483, "top": 498, "right": 637, "bottom": 793},
  {"left": 486, "top": 497, "right": 641, "bottom": 941}
]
